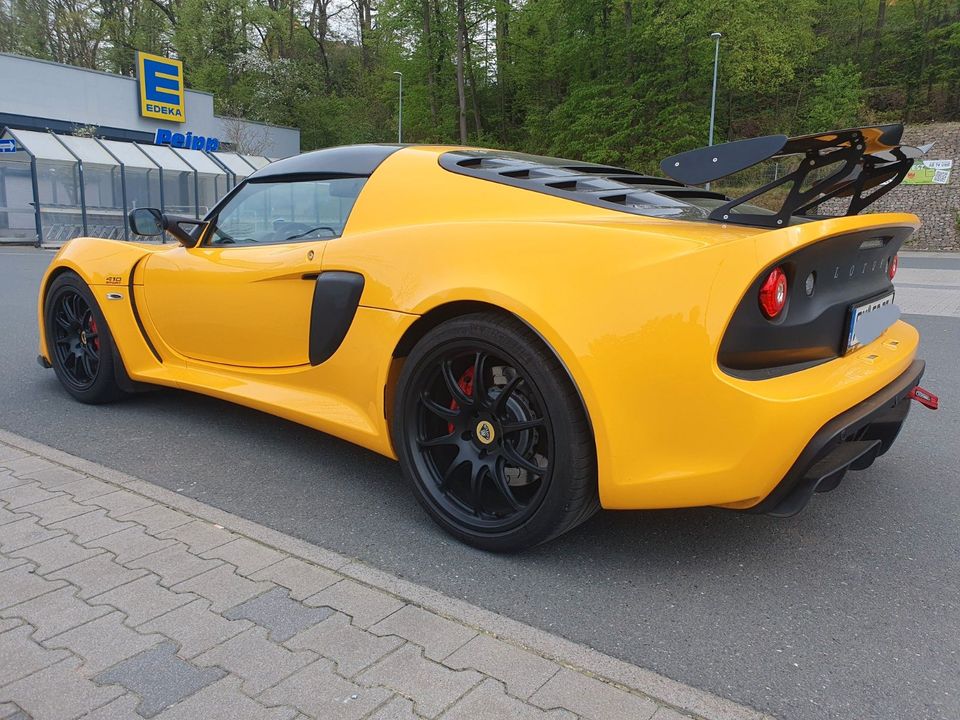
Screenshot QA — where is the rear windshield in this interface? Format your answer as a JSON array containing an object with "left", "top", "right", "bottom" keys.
[{"left": 439, "top": 149, "right": 773, "bottom": 221}]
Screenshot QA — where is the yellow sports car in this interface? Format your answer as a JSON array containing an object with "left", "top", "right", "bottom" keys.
[{"left": 37, "top": 125, "right": 939, "bottom": 551}]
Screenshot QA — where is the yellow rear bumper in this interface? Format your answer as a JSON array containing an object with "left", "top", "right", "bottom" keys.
[{"left": 598, "top": 319, "right": 919, "bottom": 509}]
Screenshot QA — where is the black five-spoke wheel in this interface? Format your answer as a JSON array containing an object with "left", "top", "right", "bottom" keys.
[{"left": 395, "top": 312, "right": 599, "bottom": 552}]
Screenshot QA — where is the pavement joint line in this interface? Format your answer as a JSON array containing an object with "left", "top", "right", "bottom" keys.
[
  {"left": 0, "top": 566, "right": 69, "bottom": 605},
  {"left": 0, "top": 475, "right": 35, "bottom": 493},
  {"left": 0, "top": 509, "right": 34, "bottom": 527},
  {"left": 39, "top": 619, "right": 160, "bottom": 670},
  {"left": 361, "top": 693, "right": 414, "bottom": 720},
  {"left": 58, "top": 522, "right": 139, "bottom": 549},
  {"left": 0, "top": 428, "right": 771, "bottom": 720}
]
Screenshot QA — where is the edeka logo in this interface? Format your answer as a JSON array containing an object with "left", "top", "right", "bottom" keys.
[
  {"left": 154, "top": 129, "right": 220, "bottom": 153},
  {"left": 137, "top": 52, "right": 185, "bottom": 123}
]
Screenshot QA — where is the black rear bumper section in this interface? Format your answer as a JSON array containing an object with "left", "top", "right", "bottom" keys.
[{"left": 752, "top": 359, "right": 924, "bottom": 517}]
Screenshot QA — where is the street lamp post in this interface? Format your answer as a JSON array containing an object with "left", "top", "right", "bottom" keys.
[
  {"left": 393, "top": 71, "right": 403, "bottom": 144},
  {"left": 706, "top": 32, "right": 722, "bottom": 190}
]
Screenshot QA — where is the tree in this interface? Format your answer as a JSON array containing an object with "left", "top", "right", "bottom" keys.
[
  {"left": 455, "top": 0, "right": 468, "bottom": 143},
  {"left": 4, "top": 0, "right": 959, "bottom": 163},
  {"left": 801, "top": 62, "right": 864, "bottom": 132}
]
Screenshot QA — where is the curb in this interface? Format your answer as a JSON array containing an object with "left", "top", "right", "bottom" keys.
[
  {"left": 900, "top": 250, "right": 960, "bottom": 257},
  {"left": 0, "top": 428, "right": 773, "bottom": 720}
]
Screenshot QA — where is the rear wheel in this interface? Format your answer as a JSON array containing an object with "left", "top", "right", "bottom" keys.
[
  {"left": 394, "top": 313, "right": 599, "bottom": 552},
  {"left": 44, "top": 272, "right": 126, "bottom": 404}
]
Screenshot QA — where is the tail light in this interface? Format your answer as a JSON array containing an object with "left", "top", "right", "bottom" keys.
[
  {"left": 888, "top": 253, "right": 899, "bottom": 280},
  {"left": 759, "top": 266, "right": 788, "bottom": 319}
]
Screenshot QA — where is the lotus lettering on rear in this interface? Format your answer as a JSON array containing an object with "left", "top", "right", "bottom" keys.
[{"left": 833, "top": 258, "right": 888, "bottom": 280}]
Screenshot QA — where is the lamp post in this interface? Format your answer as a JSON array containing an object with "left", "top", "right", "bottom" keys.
[
  {"left": 393, "top": 71, "right": 403, "bottom": 143},
  {"left": 706, "top": 32, "right": 722, "bottom": 190}
]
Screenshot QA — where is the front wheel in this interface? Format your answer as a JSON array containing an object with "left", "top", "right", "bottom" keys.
[
  {"left": 393, "top": 313, "right": 599, "bottom": 552},
  {"left": 44, "top": 272, "right": 127, "bottom": 404}
]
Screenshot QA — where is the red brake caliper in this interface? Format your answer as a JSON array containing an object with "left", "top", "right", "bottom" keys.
[
  {"left": 89, "top": 317, "right": 100, "bottom": 352},
  {"left": 448, "top": 366, "right": 475, "bottom": 433}
]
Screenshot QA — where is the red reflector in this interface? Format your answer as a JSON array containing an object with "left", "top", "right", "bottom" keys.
[
  {"left": 759, "top": 266, "right": 788, "bottom": 319},
  {"left": 888, "top": 253, "right": 899, "bottom": 279},
  {"left": 908, "top": 386, "right": 939, "bottom": 410}
]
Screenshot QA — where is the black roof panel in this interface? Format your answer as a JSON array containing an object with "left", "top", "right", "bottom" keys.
[{"left": 250, "top": 144, "right": 403, "bottom": 180}]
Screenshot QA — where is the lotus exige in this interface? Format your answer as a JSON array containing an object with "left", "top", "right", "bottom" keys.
[{"left": 37, "top": 125, "right": 938, "bottom": 551}]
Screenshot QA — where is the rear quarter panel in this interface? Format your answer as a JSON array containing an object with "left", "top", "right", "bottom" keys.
[{"left": 332, "top": 147, "right": 922, "bottom": 508}]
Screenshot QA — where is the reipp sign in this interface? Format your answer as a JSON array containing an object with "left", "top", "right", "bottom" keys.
[{"left": 154, "top": 129, "right": 221, "bottom": 153}]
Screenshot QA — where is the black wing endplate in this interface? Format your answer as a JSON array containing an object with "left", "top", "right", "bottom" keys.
[{"left": 659, "top": 124, "right": 928, "bottom": 228}]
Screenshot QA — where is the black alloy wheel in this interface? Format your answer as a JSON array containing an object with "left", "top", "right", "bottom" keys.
[
  {"left": 394, "top": 313, "right": 599, "bottom": 551},
  {"left": 50, "top": 287, "right": 101, "bottom": 391},
  {"left": 44, "top": 272, "right": 126, "bottom": 404},
  {"left": 411, "top": 344, "right": 553, "bottom": 533}
]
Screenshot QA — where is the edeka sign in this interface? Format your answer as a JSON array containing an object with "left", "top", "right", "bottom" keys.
[
  {"left": 154, "top": 129, "right": 220, "bottom": 152},
  {"left": 137, "top": 52, "right": 185, "bottom": 123}
]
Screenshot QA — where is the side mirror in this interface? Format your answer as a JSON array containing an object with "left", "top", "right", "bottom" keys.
[
  {"left": 129, "top": 208, "right": 164, "bottom": 237},
  {"left": 128, "top": 208, "right": 205, "bottom": 248}
]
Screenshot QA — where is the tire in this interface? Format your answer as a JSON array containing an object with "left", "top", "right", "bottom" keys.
[
  {"left": 44, "top": 271, "right": 127, "bottom": 404},
  {"left": 393, "top": 312, "right": 599, "bottom": 552}
]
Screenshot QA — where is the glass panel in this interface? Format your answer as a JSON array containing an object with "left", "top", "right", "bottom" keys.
[
  {"left": 241, "top": 155, "right": 271, "bottom": 170},
  {"left": 0, "top": 131, "right": 38, "bottom": 244},
  {"left": 213, "top": 152, "right": 255, "bottom": 178},
  {"left": 138, "top": 145, "right": 195, "bottom": 215},
  {"left": 174, "top": 148, "right": 228, "bottom": 214},
  {"left": 9, "top": 129, "right": 74, "bottom": 162},
  {"left": 174, "top": 148, "right": 224, "bottom": 176},
  {"left": 138, "top": 144, "right": 193, "bottom": 172},
  {"left": 17, "top": 130, "right": 86, "bottom": 243},
  {"left": 36, "top": 158, "right": 83, "bottom": 243},
  {"left": 81, "top": 163, "right": 125, "bottom": 239},
  {"left": 45, "top": 135, "right": 125, "bottom": 239},
  {"left": 99, "top": 140, "right": 157, "bottom": 170},
  {"left": 161, "top": 169, "right": 196, "bottom": 216},
  {"left": 125, "top": 167, "right": 162, "bottom": 213},
  {"left": 57, "top": 135, "right": 117, "bottom": 166},
  {"left": 201, "top": 175, "right": 229, "bottom": 215},
  {"left": 206, "top": 178, "right": 366, "bottom": 246}
]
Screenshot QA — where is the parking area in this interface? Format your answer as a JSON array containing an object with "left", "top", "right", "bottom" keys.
[{"left": 1, "top": 247, "right": 958, "bottom": 720}]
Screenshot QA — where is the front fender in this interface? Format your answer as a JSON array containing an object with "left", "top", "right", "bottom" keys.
[{"left": 37, "top": 238, "right": 164, "bottom": 364}]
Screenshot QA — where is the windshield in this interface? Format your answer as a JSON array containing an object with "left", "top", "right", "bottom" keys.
[{"left": 205, "top": 177, "right": 366, "bottom": 246}]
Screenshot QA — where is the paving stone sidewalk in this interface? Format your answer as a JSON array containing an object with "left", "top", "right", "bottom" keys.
[{"left": 0, "top": 433, "right": 773, "bottom": 720}]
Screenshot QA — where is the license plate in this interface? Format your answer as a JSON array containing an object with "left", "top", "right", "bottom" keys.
[{"left": 845, "top": 291, "right": 899, "bottom": 353}]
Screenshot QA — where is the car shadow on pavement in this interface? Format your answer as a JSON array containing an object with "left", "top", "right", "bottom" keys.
[
  {"left": 27, "top": 368, "right": 950, "bottom": 590},
  {"left": 86, "top": 383, "right": 820, "bottom": 570}
]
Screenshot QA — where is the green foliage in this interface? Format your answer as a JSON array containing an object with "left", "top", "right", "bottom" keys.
[
  {"left": 801, "top": 63, "right": 863, "bottom": 133},
  {"left": 3, "top": 0, "right": 960, "bottom": 165}
]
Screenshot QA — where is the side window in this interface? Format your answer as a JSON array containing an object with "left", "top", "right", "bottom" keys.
[{"left": 206, "top": 177, "right": 366, "bottom": 246}]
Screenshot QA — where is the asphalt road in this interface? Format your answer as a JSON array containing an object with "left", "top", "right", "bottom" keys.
[{"left": 1, "top": 247, "right": 957, "bottom": 720}]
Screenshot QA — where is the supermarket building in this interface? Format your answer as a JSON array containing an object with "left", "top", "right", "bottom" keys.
[{"left": 0, "top": 52, "right": 300, "bottom": 246}]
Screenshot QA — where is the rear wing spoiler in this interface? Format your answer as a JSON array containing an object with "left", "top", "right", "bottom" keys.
[{"left": 659, "top": 124, "right": 928, "bottom": 228}]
